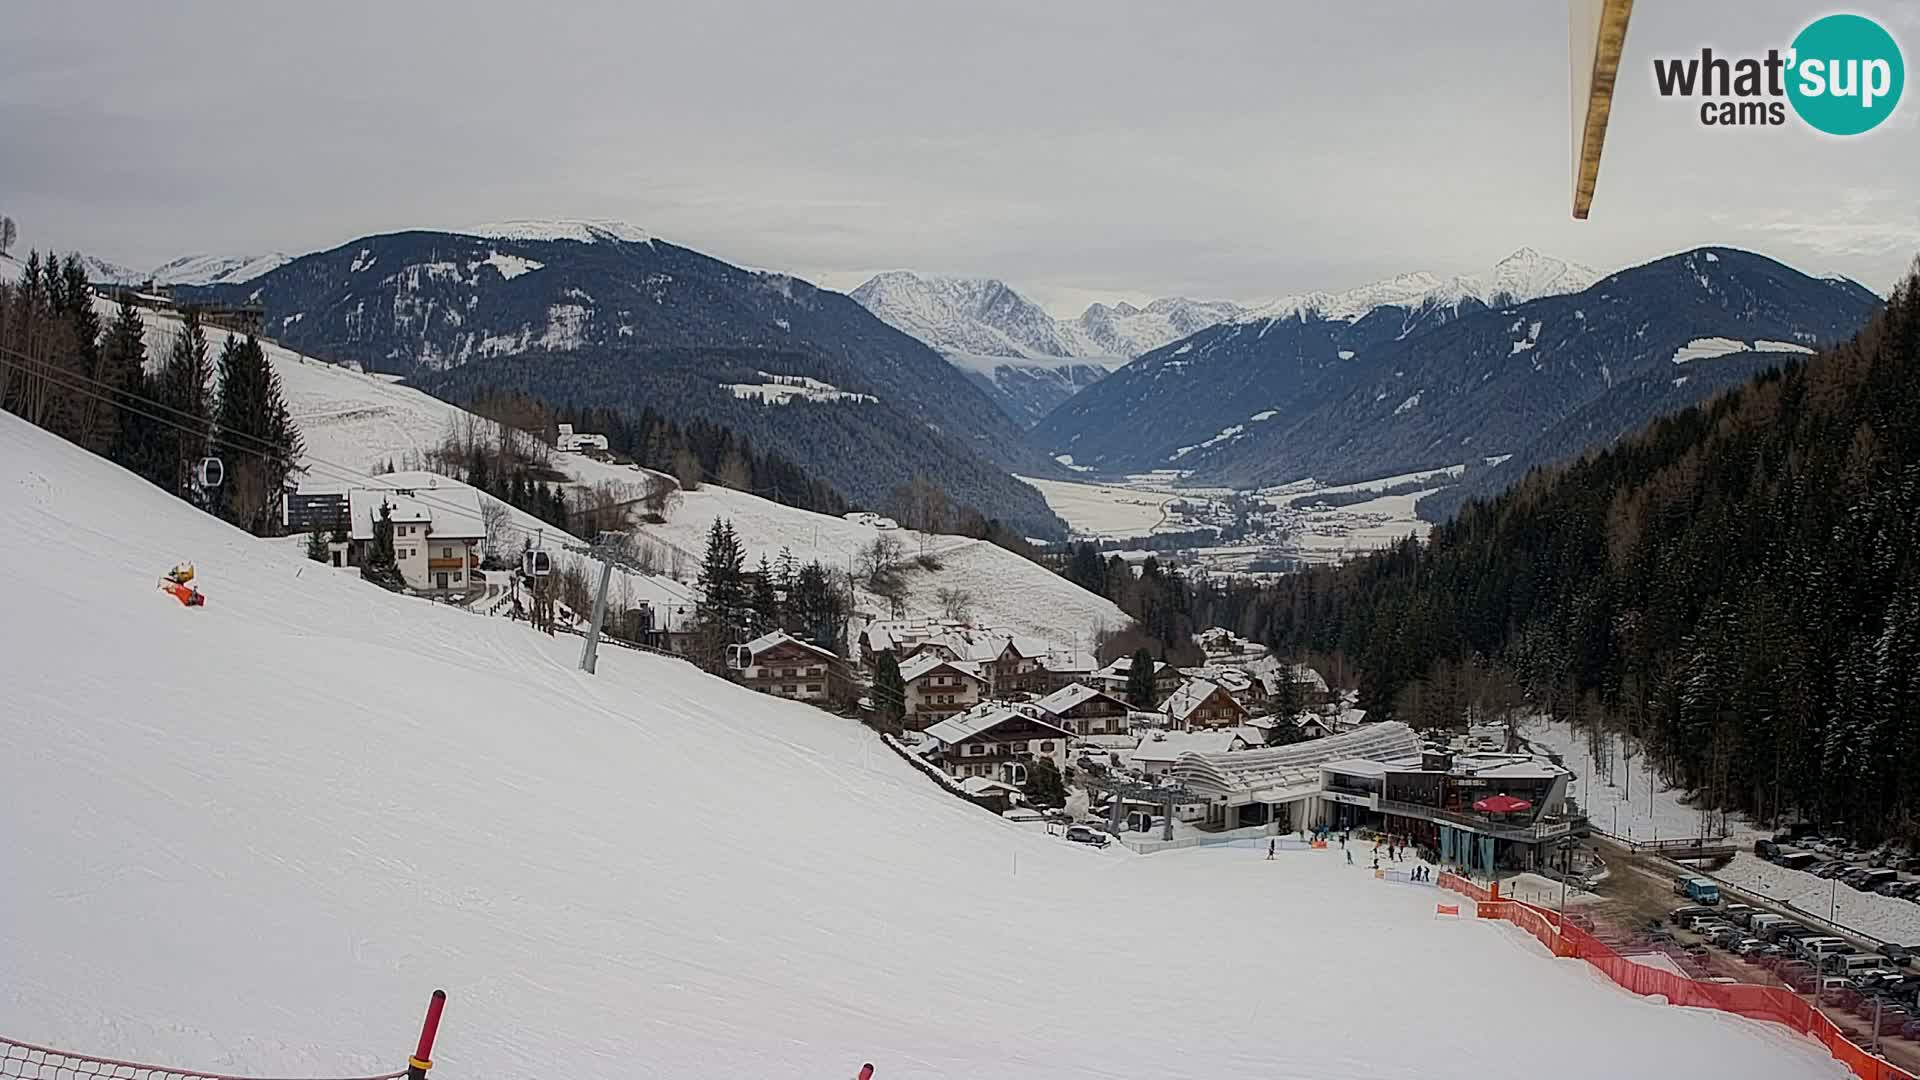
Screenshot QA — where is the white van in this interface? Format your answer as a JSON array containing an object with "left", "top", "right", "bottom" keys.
[
  {"left": 1749, "top": 914, "right": 1786, "bottom": 937},
  {"left": 1829, "top": 952, "right": 1888, "bottom": 976},
  {"left": 1796, "top": 936, "right": 1851, "bottom": 963}
]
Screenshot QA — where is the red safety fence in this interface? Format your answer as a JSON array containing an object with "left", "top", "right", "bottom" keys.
[
  {"left": 1, "top": 992, "right": 444, "bottom": 1080},
  {"left": 1434, "top": 875, "right": 1913, "bottom": 1080}
]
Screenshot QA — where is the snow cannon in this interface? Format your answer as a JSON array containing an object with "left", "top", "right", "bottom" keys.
[{"left": 164, "top": 562, "right": 195, "bottom": 585}]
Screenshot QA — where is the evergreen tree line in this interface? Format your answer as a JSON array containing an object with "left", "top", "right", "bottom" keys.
[
  {"left": 1, "top": 252, "right": 301, "bottom": 535},
  {"left": 1205, "top": 266, "right": 1920, "bottom": 841},
  {"left": 560, "top": 402, "right": 852, "bottom": 519},
  {"left": 690, "top": 517, "right": 846, "bottom": 674},
  {"left": 1058, "top": 543, "right": 1204, "bottom": 664}
]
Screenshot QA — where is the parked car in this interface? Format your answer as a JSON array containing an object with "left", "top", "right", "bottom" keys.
[
  {"left": 1670, "top": 904, "right": 1714, "bottom": 926},
  {"left": 1903, "top": 1017, "right": 1920, "bottom": 1041},
  {"left": 1722, "top": 903, "right": 1760, "bottom": 928},
  {"left": 1814, "top": 861, "right": 1846, "bottom": 878},
  {"left": 1777, "top": 851, "right": 1820, "bottom": 871},
  {"left": 1064, "top": 824, "right": 1111, "bottom": 848},
  {"left": 1733, "top": 937, "right": 1766, "bottom": 956},
  {"left": 1878, "top": 943, "right": 1914, "bottom": 967},
  {"left": 1755, "top": 839, "right": 1781, "bottom": 861},
  {"left": 1876, "top": 1007, "right": 1911, "bottom": 1035}
]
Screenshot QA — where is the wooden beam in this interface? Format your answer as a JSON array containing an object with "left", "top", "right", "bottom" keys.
[{"left": 1570, "top": 0, "right": 1635, "bottom": 220}]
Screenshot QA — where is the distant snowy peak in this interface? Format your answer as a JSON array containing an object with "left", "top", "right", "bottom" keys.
[
  {"left": 79, "top": 255, "right": 144, "bottom": 284},
  {"left": 149, "top": 252, "right": 291, "bottom": 286},
  {"left": 1242, "top": 249, "right": 1600, "bottom": 326},
  {"left": 1068, "top": 296, "right": 1250, "bottom": 356},
  {"left": 851, "top": 270, "right": 1080, "bottom": 358},
  {"left": 464, "top": 219, "right": 654, "bottom": 246}
]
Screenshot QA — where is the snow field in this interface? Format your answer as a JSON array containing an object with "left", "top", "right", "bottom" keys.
[
  {"left": 1524, "top": 718, "right": 1760, "bottom": 844},
  {"left": 0, "top": 412, "right": 1850, "bottom": 1079},
  {"left": 634, "top": 479, "right": 1131, "bottom": 646},
  {"left": 1715, "top": 854, "right": 1920, "bottom": 947}
]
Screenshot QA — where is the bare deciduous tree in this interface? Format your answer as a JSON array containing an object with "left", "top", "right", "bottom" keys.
[
  {"left": 0, "top": 216, "right": 15, "bottom": 256},
  {"left": 935, "top": 586, "right": 972, "bottom": 623}
]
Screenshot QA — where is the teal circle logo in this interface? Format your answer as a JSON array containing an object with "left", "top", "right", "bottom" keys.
[{"left": 1787, "top": 14, "right": 1904, "bottom": 135}]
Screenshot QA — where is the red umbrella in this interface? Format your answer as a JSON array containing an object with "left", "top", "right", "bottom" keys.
[{"left": 1474, "top": 794, "right": 1533, "bottom": 814}]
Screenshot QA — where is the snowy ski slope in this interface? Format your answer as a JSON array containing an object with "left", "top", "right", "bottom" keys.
[
  {"left": 113, "top": 306, "right": 1118, "bottom": 645},
  {"left": 632, "top": 481, "right": 1129, "bottom": 647},
  {"left": 0, "top": 413, "right": 1848, "bottom": 1079}
]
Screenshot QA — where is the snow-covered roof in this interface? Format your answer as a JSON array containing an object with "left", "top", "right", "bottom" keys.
[
  {"left": 343, "top": 474, "right": 486, "bottom": 542},
  {"left": 1132, "top": 730, "right": 1243, "bottom": 765},
  {"left": 1033, "top": 682, "right": 1126, "bottom": 716},
  {"left": 923, "top": 706, "right": 1071, "bottom": 747},
  {"left": 1458, "top": 758, "right": 1568, "bottom": 782},
  {"left": 1229, "top": 726, "right": 1270, "bottom": 749},
  {"left": 1178, "top": 665, "right": 1256, "bottom": 694},
  {"left": 1159, "top": 678, "right": 1243, "bottom": 723},
  {"left": 958, "top": 776, "right": 1023, "bottom": 799},
  {"left": 747, "top": 630, "right": 836, "bottom": 662},
  {"left": 1171, "top": 722, "right": 1422, "bottom": 798},
  {"left": 899, "top": 653, "right": 985, "bottom": 686},
  {"left": 1322, "top": 757, "right": 1391, "bottom": 778},
  {"left": 1096, "top": 656, "right": 1171, "bottom": 679}
]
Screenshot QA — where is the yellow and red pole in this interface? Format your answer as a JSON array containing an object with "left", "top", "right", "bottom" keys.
[{"left": 407, "top": 990, "right": 446, "bottom": 1080}]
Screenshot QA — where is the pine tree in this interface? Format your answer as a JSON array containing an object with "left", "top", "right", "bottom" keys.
[
  {"left": 1126, "top": 647, "right": 1157, "bottom": 709},
  {"left": 213, "top": 334, "right": 303, "bottom": 534},
  {"left": 154, "top": 310, "right": 213, "bottom": 504},
  {"left": 306, "top": 527, "right": 330, "bottom": 563},
  {"left": 54, "top": 256, "right": 108, "bottom": 452},
  {"left": 359, "top": 501, "right": 407, "bottom": 592},
  {"left": 693, "top": 518, "right": 748, "bottom": 668},
  {"left": 790, "top": 561, "right": 841, "bottom": 649},
  {"left": 1021, "top": 757, "right": 1068, "bottom": 809},
  {"left": 872, "top": 650, "right": 906, "bottom": 728},
  {"left": 101, "top": 294, "right": 155, "bottom": 480},
  {"left": 750, "top": 554, "right": 780, "bottom": 631}
]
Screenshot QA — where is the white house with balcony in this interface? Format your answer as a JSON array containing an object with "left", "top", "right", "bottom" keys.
[{"left": 344, "top": 474, "right": 486, "bottom": 594}]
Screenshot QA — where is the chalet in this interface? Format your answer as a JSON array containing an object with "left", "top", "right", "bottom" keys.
[
  {"left": 1033, "top": 683, "right": 1133, "bottom": 737},
  {"left": 738, "top": 630, "right": 839, "bottom": 704},
  {"left": 1159, "top": 678, "right": 1249, "bottom": 730},
  {"left": 1178, "top": 665, "right": 1266, "bottom": 708},
  {"left": 1293, "top": 713, "right": 1337, "bottom": 740},
  {"left": 1091, "top": 655, "right": 1182, "bottom": 702},
  {"left": 979, "top": 636, "right": 1045, "bottom": 696},
  {"left": 922, "top": 704, "right": 1073, "bottom": 784},
  {"left": 342, "top": 476, "right": 486, "bottom": 594},
  {"left": 900, "top": 653, "right": 988, "bottom": 728}
]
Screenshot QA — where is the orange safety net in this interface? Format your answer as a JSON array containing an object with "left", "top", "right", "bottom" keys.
[{"left": 1434, "top": 874, "right": 1914, "bottom": 1080}]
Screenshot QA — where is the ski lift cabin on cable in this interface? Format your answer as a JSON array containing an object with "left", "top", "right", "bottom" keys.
[
  {"left": 196, "top": 457, "right": 225, "bottom": 488},
  {"left": 522, "top": 547, "right": 553, "bottom": 578}
]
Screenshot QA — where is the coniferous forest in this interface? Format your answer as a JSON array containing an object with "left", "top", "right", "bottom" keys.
[{"left": 1209, "top": 266, "right": 1920, "bottom": 841}]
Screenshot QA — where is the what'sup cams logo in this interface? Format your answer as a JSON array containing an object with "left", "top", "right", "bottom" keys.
[{"left": 1653, "top": 13, "right": 1904, "bottom": 134}]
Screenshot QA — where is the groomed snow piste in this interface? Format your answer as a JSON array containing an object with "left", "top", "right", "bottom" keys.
[{"left": 0, "top": 412, "right": 1848, "bottom": 1079}]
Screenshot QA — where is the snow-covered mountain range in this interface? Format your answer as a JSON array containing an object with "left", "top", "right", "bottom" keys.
[
  {"left": 850, "top": 250, "right": 1602, "bottom": 427},
  {"left": 75, "top": 251, "right": 291, "bottom": 286},
  {"left": 1035, "top": 247, "right": 1880, "bottom": 504}
]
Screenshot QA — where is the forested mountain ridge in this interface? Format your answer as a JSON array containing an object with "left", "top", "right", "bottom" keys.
[
  {"left": 180, "top": 224, "right": 1066, "bottom": 537},
  {"left": 1038, "top": 248, "right": 1879, "bottom": 501},
  {"left": 1243, "top": 264, "right": 1920, "bottom": 840}
]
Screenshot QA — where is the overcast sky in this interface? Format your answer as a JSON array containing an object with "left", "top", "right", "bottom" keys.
[{"left": 4, "top": 1, "right": 1916, "bottom": 314}]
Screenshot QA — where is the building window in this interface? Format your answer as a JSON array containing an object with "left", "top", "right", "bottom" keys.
[
  {"left": 442, "top": 546, "right": 452, "bottom": 558},
  {"left": 1039, "top": 741, "right": 1054, "bottom": 752},
  {"left": 806, "top": 683, "right": 821, "bottom": 692}
]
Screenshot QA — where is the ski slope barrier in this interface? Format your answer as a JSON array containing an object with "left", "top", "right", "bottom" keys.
[{"left": 1438, "top": 874, "right": 1913, "bottom": 1080}]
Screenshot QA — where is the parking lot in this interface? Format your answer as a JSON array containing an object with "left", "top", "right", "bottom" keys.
[
  {"left": 1760, "top": 834, "right": 1920, "bottom": 904},
  {"left": 1571, "top": 836, "right": 1920, "bottom": 1073}
]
